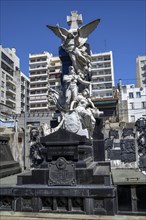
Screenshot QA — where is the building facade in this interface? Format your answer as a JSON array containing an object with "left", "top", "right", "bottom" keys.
[
  {"left": 0, "top": 45, "right": 29, "bottom": 116},
  {"left": 29, "top": 52, "right": 52, "bottom": 113},
  {"left": 91, "top": 51, "right": 114, "bottom": 98},
  {"left": 20, "top": 72, "right": 30, "bottom": 113},
  {"left": 29, "top": 51, "right": 115, "bottom": 112},
  {"left": 136, "top": 55, "right": 146, "bottom": 88},
  {"left": 118, "top": 82, "right": 146, "bottom": 122}
]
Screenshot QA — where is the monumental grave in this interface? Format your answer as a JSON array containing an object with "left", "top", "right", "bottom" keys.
[{"left": 0, "top": 11, "right": 116, "bottom": 215}]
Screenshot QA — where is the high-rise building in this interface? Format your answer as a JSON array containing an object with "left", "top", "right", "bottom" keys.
[
  {"left": 20, "top": 72, "right": 30, "bottom": 113},
  {"left": 0, "top": 45, "right": 29, "bottom": 115},
  {"left": 29, "top": 51, "right": 115, "bottom": 113},
  {"left": 91, "top": 51, "right": 114, "bottom": 98},
  {"left": 136, "top": 55, "right": 146, "bottom": 88},
  {"left": 29, "top": 52, "right": 52, "bottom": 113}
]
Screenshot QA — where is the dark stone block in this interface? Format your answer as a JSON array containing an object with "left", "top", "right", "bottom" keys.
[
  {"left": 109, "top": 129, "right": 119, "bottom": 139},
  {"left": 108, "top": 149, "right": 121, "bottom": 160},
  {"left": 120, "top": 139, "right": 136, "bottom": 162},
  {"left": 0, "top": 136, "right": 21, "bottom": 178},
  {"left": 93, "top": 119, "right": 105, "bottom": 161}
]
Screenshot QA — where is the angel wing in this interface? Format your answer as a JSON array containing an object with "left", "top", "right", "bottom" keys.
[
  {"left": 77, "top": 19, "right": 100, "bottom": 46},
  {"left": 46, "top": 25, "right": 69, "bottom": 41}
]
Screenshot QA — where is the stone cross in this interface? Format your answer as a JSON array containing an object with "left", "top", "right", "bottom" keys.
[{"left": 67, "top": 11, "right": 83, "bottom": 30}]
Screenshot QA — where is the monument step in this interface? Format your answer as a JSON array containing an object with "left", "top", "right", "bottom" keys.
[
  {"left": 0, "top": 166, "right": 21, "bottom": 178},
  {"left": 0, "top": 211, "right": 145, "bottom": 220},
  {"left": 87, "top": 161, "right": 97, "bottom": 169},
  {"left": 0, "top": 160, "right": 20, "bottom": 169},
  {"left": 93, "top": 165, "right": 110, "bottom": 176}
]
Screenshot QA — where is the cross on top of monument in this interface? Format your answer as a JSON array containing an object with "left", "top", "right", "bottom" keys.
[{"left": 67, "top": 11, "right": 83, "bottom": 30}]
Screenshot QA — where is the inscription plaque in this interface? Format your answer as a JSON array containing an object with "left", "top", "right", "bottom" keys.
[
  {"left": 47, "top": 146, "right": 78, "bottom": 161},
  {"left": 48, "top": 157, "right": 76, "bottom": 185}
]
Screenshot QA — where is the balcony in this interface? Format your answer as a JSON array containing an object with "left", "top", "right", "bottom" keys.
[
  {"left": 29, "top": 73, "right": 48, "bottom": 77},
  {"left": 92, "top": 80, "right": 112, "bottom": 84},
  {"left": 21, "top": 82, "right": 25, "bottom": 87},
  {"left": 92, "top": 71, "right": 112, "bottom": 77},
  {"left": 30, "top": 86, "right": 48, "bottom": 90},
  {"left": 30, "top": 92, "right": 48, "bottom": 97},
  {"left": 29, "top": 65, "right": 48, "bottom": 71},
  {"left": 6, "top": 96, "right": 16, "bottom": 104},
  {"left": 6, "top": 103, "right": 16, "bottom": 110},
  {"left": 30, "top": 95, "right": 48, "bottom": 103},
  {"left": 6, "top": 87, "right": 16, "bottom": 94},
  {"left": 30, "top": 99, "right": 48, "bottom": 104},
  {"left": 92, "top": 87, "right": 112, "bottom": 92},
  {"left": 91, "top": 65, "right": 111, "bottom": 71},
  {"left": 49, "top": 77, "right": 60, "bottom": 82},
  {"left": 6, "top": 77, "right": 16, "bottom": 86},
  {"left": 49, "top": 70, "right": 60, "bottom": 74},
  {"left": 30, "top": 106, "right": 48, "bottom": 110},
  {"left": 1, "top": 57, "right": 14, "bottom": 70},
  {"left": 29, "top": 60, "right": 47, "bottom": 65},
  {"left": 30, "top": 79, "right": 48, "bottom": 84}
]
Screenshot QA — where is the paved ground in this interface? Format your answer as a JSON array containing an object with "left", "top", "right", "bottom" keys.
[{"left": 0, "top": 212, "right": 146, "bottom": 220}]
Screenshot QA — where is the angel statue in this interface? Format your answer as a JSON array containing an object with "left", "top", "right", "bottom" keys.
[{"left": 47, "top": 19, "right": 100, "bottom": 78}]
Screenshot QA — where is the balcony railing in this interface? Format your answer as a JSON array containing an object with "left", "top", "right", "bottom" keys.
[
  {"left": 30, "top": 106, "right": 48, "bottom": 110},
  {"left": 6, "top": 96, "right": 16, "bottom": 103},
  {"left": 6, "top": 77, "right": 16, "bottom": 85},
  {"left": 6, "top": 87, "right": 16, "bottom": 94}
]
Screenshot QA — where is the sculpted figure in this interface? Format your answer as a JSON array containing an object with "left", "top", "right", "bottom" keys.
[
  {"left": 63, "top": 66, "right": 78, "bottom": 108},
  {"left": 71, "top": 89, "right": 103, "bottom": 138},
  {"left": 48, "top": 87, "right": 67, "bottom": 111},
  {"left": 47, "top": 19, "right": 100, "bottom": 77},
  {"left": 63, "top": 66, "right": 91, "bottom": 109}
]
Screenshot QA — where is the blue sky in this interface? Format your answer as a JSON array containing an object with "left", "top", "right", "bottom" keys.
[{"left": 1, "top": 0, "right": 146, "bottom": 85}]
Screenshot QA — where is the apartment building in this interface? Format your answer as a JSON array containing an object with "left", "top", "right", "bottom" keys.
[
  {"left": 0, "top": 45, "right": 29, "bottom": 115},
  {"left": 29, "top": 51, "right": 115, "bottom": 112},
  {"left": 29, "top": 52, "right": 52, "bottom": 113},
  {"left": 91, "top": 51, "right": 114, "bottom": 98},
  {"left": 136, "top": 55, "right": 146, "bottom": 88},
  {"left": 118, "top": 81, "right": 146, "bottom": 122},
  {"left": 20, "top": 72, "right": 30, "bottom": 113}
]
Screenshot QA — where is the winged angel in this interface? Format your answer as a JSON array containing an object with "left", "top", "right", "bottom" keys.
[{"left": 47, "top": 19, "right": 100, "bottom": 77}]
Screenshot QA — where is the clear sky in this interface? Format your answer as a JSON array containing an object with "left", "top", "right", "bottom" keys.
[{"left": 1, "top": 0, "right": 146, "bottom": 85}]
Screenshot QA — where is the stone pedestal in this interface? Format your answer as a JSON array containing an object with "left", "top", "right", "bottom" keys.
[{"left": 0, "top": 129, "right": 117, "bottom": 215}]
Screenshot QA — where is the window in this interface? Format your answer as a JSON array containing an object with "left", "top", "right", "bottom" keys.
[
  {"left": 2, "top": 72, "right": 5, "bottom": 78},
  {"left": 130, "top": 115, "right": 135, "bottom": 122},
  {"left": 1, "top": 90, "right": 4, "bottom": 98},
  {"left": 142, "top": 102, "right": 146, "bottom": 109},
  {"left": 141, "top": 66, "right": 146, "bottom": 71},
  {"left": 136, "top": 92, "right": 141, "bottom": 98},
  {"left": 129, "top": 92, "right": 134, "bottom": 98},
  {"left": 123, "top": 87, "right": 127, "bottom": 93},
  {"left": 141, "top": 60, "right": 146, "bottom": 65},
  {"left": 2, "top": 52, "right": 14, "bottom": 67},
  {"left": 129, "top": 103, "right": 134, "bottom": 109},
  {"left": 1, "top": 81, "right": 4, "bottom": 88}
]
